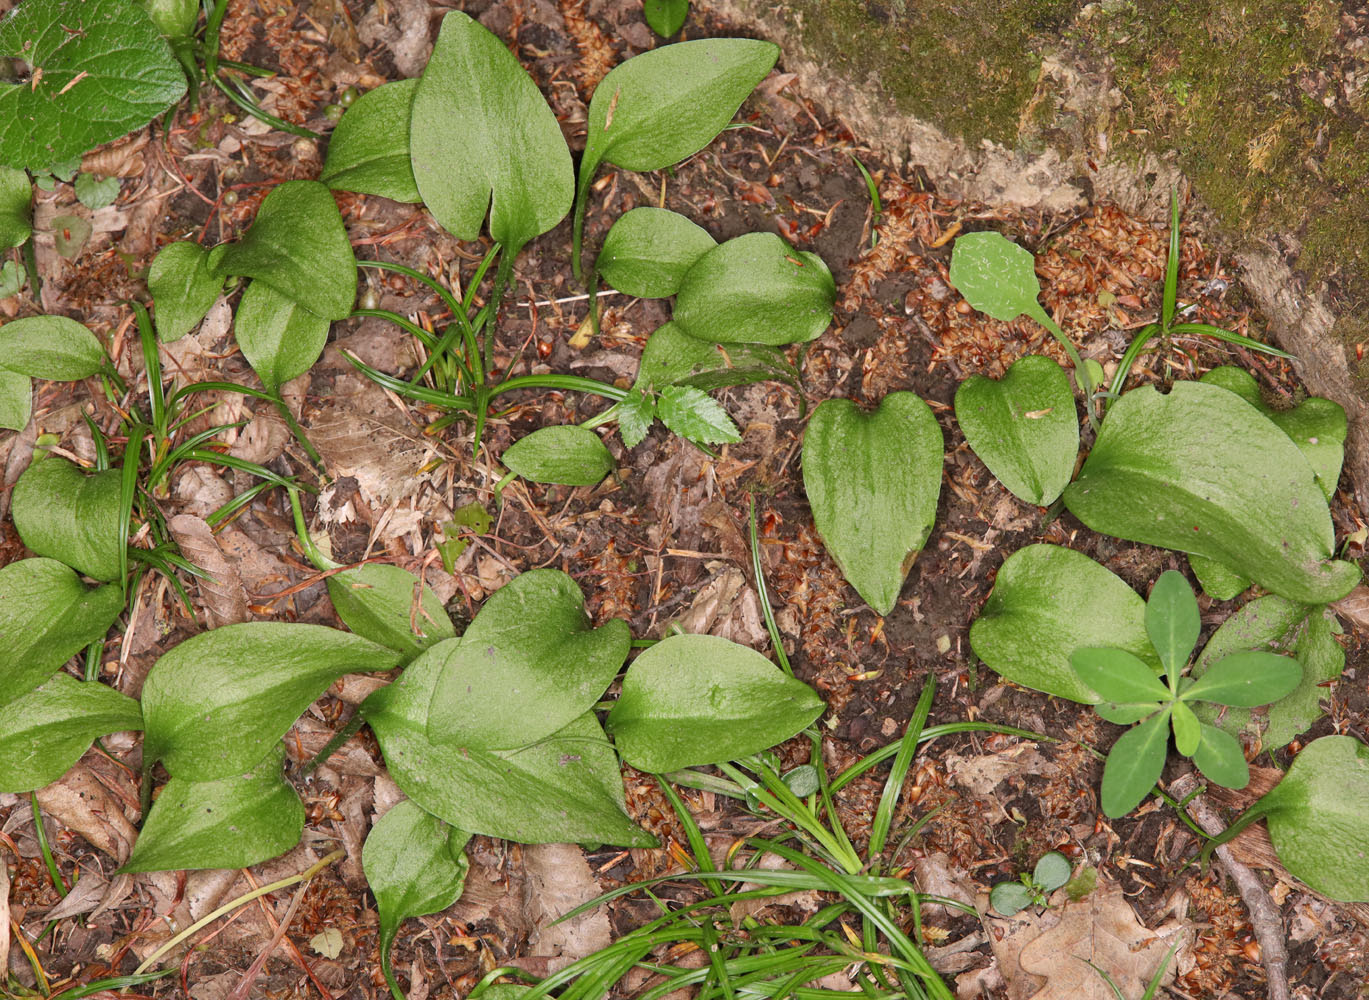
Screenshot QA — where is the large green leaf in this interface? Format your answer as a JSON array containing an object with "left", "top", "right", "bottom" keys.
[
  {"left": 954, "top": 355, "right": 1077, "bottom": 506},
  {"left": 501, "top": 426, "right": 615, "bottom": 487},
  {"left": 969, "top": 544, "right": 1159, "bottom": 703},
  {"left": 0, "top": 0, "right": 186, "bottom": 171},
  {"left": 0, "top": 165, "right": 32, "bottom": 249},
  {"left": 362, "top": 800, "right": 469, "bottom": 993},
  {"left": 0, "top": 315, "right": 105, "bottom": 380},
  {"left": 12, "top": 457, "right": 123, "bottom": 581},
  {"left": 0, "top": 367, "right": 30, "bottom": 431},
  {"left": 233, "top": 279, "right": 332, "bottom": 394},
  {"left": 596, "top": 207, "right": 716, "bottom": 299},
  {"left": 801, "top": 393, "right": 942, "bottom": 616},
  {"left": 673, "top": 233, "right": 835, "bottom": 346},
  {"left": 0, "top": 673, "right": 142, "bottom": 793},
  {"left": 320, "top": 79, "right": 422, "bottom": 203},
  {"left": 141, "top": 622, "right": 401, "bottom": 781},
  {"left": 426, "top": 570, "right": 630, "bottom": 750},
  {"left": 208, "top": 180, "right": 356, "bottom": 320},
  {"left": 605, "top": 633, "right": 824, "bottom": 773},
  {"left": 1063, "top": 382, "right": 1359, "bottom": 604},
  {"left": 148, "top": 241, "right": 221, "bottom": 342},
  {"left": 409, "top": 12, "right": 572, "bottom": 253},
  {"left": 636, "top": 321, "right": 800, "bottom": 395},
  {"left": 363, "top": 649, "right": 653, "bottom": 846},
  {"left": 121, "top": 744, "right": 304, "bottom": 873},
  {"left": 326, "top": 563, "right": 454, "bottom": 660},
  {"left": 0, "top": 559, "right": 123, "bottom": 707}
]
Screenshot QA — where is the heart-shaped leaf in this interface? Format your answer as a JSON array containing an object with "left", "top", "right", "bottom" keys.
[
  {"left": 502, "top": 426, "right": 615, "bottom": 487},
  {"left": 326, "top": 563, "right": 454, "bottom": 660},
  {"left": 363, "top": 650, "right": 653, "bottom": 846},
  {"left": 320, "top": 79, "right": 422, "bottom": 203},
  {"left": 1063, "top": 382, "right": 1360, "bottom": 604},
  {"left": 233, "top": 279, "right": 331, "bottom": 394},
  {"left": 0, "top": 673, "right": 142, "bottom": 793},
  {"left": 0, "top": 367, "right": 29, "bottom": 431},
  {"left": 1069, "top": 647, "right": 1170, "bottom": 706},
  {"left": 0, "top": 0, "right": 186, "bottom": 171},
  {"left": 801, "top": 393, "right": 943, "bottom": 616},
  {"left": 970, "top": 545, "right": 1160, "bottom": 703},
  {"left": 12, "top": 457, "right": 123, "bottom": 581},
  {"left": 410, "top": 12, "right": 572, "bottom": 253},
  {"left": 1033, "top": 852, "right": 1071, "bottom": 892},
  {"left": 656, "top": 385, "right": 740, "bottom": 445},
  {"left": 1183, "top": 651, "right": 1301, "bottom": 706},
  {"left": 636, "top": 322, "right": 800, "bottom": 395},
  {"left": 0, "top": 165, "right": 32, "bottom": 249},
  {"left": 596, "top": 208, "right": 716, "bottom": 298},
  {"left": 606, "top": 633, "right": 824, "bottom": 773},
  {"left": 948, "top": 231, "right": 1054, "bottom": 328},
  {"left": 1146, "top": 570, "right": 1199, "bottom": 678},
  {"left": 643, "top": 0, "right": 690, "bottom": 36},
  {"left": 141, "top": 622, "right": 401, "bottom": 780},
  {"left": 0, "top": 558, "right": 123, "bottom": 707},
  {"left": 674, "top": 233, "right": 835, "bottom": 346},
  {"left": 121, "top": 744, "right": 304, "bottom": 873},
  {"left": 208, "top": 180, "right": 356, "bottom": 320},
  {"left": 1100, "top": 706, "right": 1172, "bottom": 818},
  {"left": 1192, "top": 723, "right": 1249, "bottom": 789},
  {"left": 954, "top": 355, "right": 1078, "bottom": 506},
  {"left": 426, "top": 569, "right": 630, "bottom": 749},
  {"left": 148, "top": 241, "right": 222, "bottom": 343},
  {"left": 0, "top": 315, "right": 105, "bottom": 380},
  {"left": 362, "top": 799, "right": 470, "bottom": 995}
]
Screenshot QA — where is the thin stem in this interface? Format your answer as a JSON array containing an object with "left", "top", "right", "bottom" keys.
[
  {"left": 749, "top": 496, "right": 791, "bottom": 676},
  {"left": 288, "top": 487, "right": 340, "bottom": 571},
  {"left": 30, "top": 793, "right": 69, "bottom": 898},
  {"left": 484, "top": 251, "right": 518, "bottom": 378},
  {"left": 301, "top": 711, "right": 366, "bottom": 777},
  {"left": 486, "top": 373, "right": 627, "bottom": 404}
]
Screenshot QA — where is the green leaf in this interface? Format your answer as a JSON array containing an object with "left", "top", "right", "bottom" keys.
[
  {"left": 51, "top": 213, "right": 92, "bottom": 258},
  {"left": 0, "top": 367, "right": 30, "bottom": 431},
  {"left": 326, "top": 563, "right": 455, "bottom": 660},
  {"left": 0, "top": 558, "right": 123, "bottom": 707},
  {"left": 948, "top": 231, "right": 1048, "bottom": 324},
  {"left": 12, "top": 457, "right": 123, "bottom": 581},
  {"left": 141, "top": 622, "right": 402, "bottom": 781},
  {"left": 637, "top": 321, "right": 800, "bottom": 395},
  {"left": 596, "top": 207, "right": 716, "bottom": 298},
  {"left": 363, "top": 649, "right": 654, "bottom": 846},
  {"left": 0, "top": 165, "right": 32, "bottom": 249},
  {"left": 605, "top": 633, "right": 825, "bottom": 773},
  {"left": 656, "top": 385, "right": 741, "bottom": 445},
  {"left": 673, "top": 233, "right": 836, "bottom": 346},
  {"left": 410, "top": 11, "right": 572, "bottom": 253},
  {"left": 148, "top": 241, "right": 221, "bottom": 343},
  {"left": 969, "top": 545, "right": 1159, "bottom": 703},
  {"left": 74, "top": 173, "right": 119, "bottom": 211},
  {"left": 1146, "top": 570, "right": 1199, "bottom": 679},
  {"left": 1032, "top": 851, "right": 1071, "bottom": 892},
  {"left": 143, "top": 0, "right": 198, "bottom": 40},
  {"left": 502, "top": 426, "right": 615, "bottom": 486},
  {"left": 426, "top": 569, "right": 630, "bottom": 750},
  {"left": 1191, "top": 723, "right": 1248, "bottom": 789},
  {"left": 1183, "top": 651, "right": 1301, "bottom": 707},
  {"left": 989, "top": 881, "right": 1032, "bottom": 915},
  {"left": 0, "top": 0, "right": 186, "bottom": 171},
  {"left": 614, "top": 386, "right": 656, "bottom": 449},
  {"left": 1069, "top": 647, "right": 1170, "bottom": 705},
  {"left": 363, "top": 799, "right": 470, "bottom": 993},
  {"left": 0, "top": 673, "right": 142, "bottom": 793},
  {"left": 1063, "top": 382, "right": 1360, "bottom": 604},
  {"left": 0, "top": 315, "right": 105, "bottom": 380},
  {"left": 954, "top": 355, "right": 1078, "bottom": 506},
  {"left": 0, "top": 260, "right": 23, "bottom": 299},
  {"left": 320, "top": 79, "right": 422, "bottom": 203},
  {"left": 801, "top": 393, "right": 943, "bottom": 616},
  {"left": 1171, "top": 700, "right": 1200, "bottom": 756},
  {"left": 1100, "top": 707, "right": 1171, "bottom": 818},
  {"left": 121, "top": 744, "right": 304, "bottom": 873},
  {"left": 1187, "top": 553, "right": 1249, "bottom": 601},
  {"left": 208, "top": 180, "right": 356, "bottom": 320},
  {"left": 233, "top": 279, "right": 331, "bottom": 395},
  {"left": 643, "top": 0, "right": 690, "bottom": 36}
]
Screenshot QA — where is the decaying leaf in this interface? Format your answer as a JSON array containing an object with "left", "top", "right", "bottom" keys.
[
  {"left": 167, "top": 514, "right": 249, "bottom": 628},
  {"left": 519, "top": 842, "right": 612, "bottom": 972},
  {"left": 35, "top": 765, "right": 138, "bottom": 864}
]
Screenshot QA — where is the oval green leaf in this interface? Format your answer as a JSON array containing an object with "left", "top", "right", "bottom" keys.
[
  {"left": 1146, "top": 570, "right": 1199, "bottom": 678},
  {"left": 320, "top": 79, "right": 422, "bottom": 203},
  {"left": 990, "top": 881, "right": 1032, "bottom": 915},
  {"left": 1191, "top": 723, "right": 1249, "bottom": 790},
  {"left": 0, "top": 315, "right": 105, "bottom": 380},
  {"left": 0, "top": 673, "right": 142, "bottom": 793},
  {"left": 605, "top": 633, "right": 825, "bottom": 773},
  {"left": 1183, "top": 651, "right": 1302, "bottom": 707},
  {"left": 502, "top": 426, "right": 614, "bottom": 487},
  {"left": 954, "top": 355, "right": 1078, "bottom": 506},
  {"left": 1069, "top": 647, "right": 1170, "bottom": 705},
  {"left": 12, "top": 457, "right": 123, "bottom": 581},
  {"left": 141, "top": 622, "right": 402, "bottom": 781},
  {"left": 802, "top": 393, "right": 943, "bottom": 616},
  {"left": 596, "top": 207, "right": 717, "bottom": 299},
  {"left": 0, "top": 165, "right": 32, "bottom": 249},
  {"left": 1063, "top": 382, "right": 1360, "bottom": 604},
  {"left": 326, "top": 563, "right": 455, "bottom": 660},
  {"left": 0, "top": 367, "right": 29, "bottom": 431},
  {"left": 1100, "top": 707, "right": 1171, "bottom": 818},
  {"left": 1171, "top": 700, "right": 1200, "bottom": 756},
  {"left": 233, "top": 279, "right": 332, "bottom": 395},
  {"left": 643, "top": 0, "right": 690, "bottom": 36},
  {"left": 148, "top": 241, "right": 222, "bottom": 343},
  {"left": 637, "top": 321, "right": 800, "bottom": 395},
  {"left": 947, "top": 231, "right": 1043, "bottom": 323},
  {"left": 1032, "top": 851, "right": 1072, "bottom": 892},
  {"left": 656, "top": 385, "right": 740, "bottom": 445}
]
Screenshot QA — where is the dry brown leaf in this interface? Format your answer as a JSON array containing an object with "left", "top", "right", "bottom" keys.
[
  {"left": 228, "top": 407, "right": 289, "bottom": 466},
  {"left": 520, "top": 843, "right": 611, "bottom": 970},
  {"left": 35, "top": 766, "right": 138, "bottom": 864},
  {"left": 167, "top": 514, "right": 249, "bottom": 628},
  {"left": 1332, "top": 585, "right": 1369, "bottom": 635},
  {"left": 676, "top": 566, "right": 767, "bottom": 647},
  {"left": 943, "top": 747, "right": 1057, "bottom": 798},
  {"left": 0, "top": 840, "right": 10, "bottom": 973}
]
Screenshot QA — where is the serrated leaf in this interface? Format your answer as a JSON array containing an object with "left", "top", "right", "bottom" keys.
[
  {"left": 1100, "top": 707, "right": 1171, "bottom": 818},
  {"left": 637, "top": 322, "right": 800, "bottom": 395},
  {"left": 948, "top": 231, "right": 1049, "bottom": 324},
  {"left": 12, "top": 457, "right": 123, "bottom": 581},
  {"left": 0, "top": 673, "right": 142, "bottom": 793},
  {"left": 141, "top": 622, "right": 401, "bottom": 780},
  {"left": 606, "top": 633, "right": 824, "bottom": 773},
  {"left": 410, "top": 12, "right": 572, "bottom": 254},
  {"left": 614, "top": 387, "right": 656, "bottom": 449},
  {"left": 656, "top": 385, "right": 740, "bottom": 445},
  {"left": 502, "top": 425, "right": 615, "bottom": 486},
  {"left": 1147, "top": 570, "right": 1199, "bottom": 678},
  {"left": 596, "top": 207, "right": 716, "bottom": 298},
  {"left": 1063, "top": 382, "right": 1359, "bottom": 604},
  {"left": 1032, "top": 852, "right": 1071, "bottom": 892},
  {"left": 802, "top": 393, "right": 943, "bottom": 616},
  {"left": 1182, "top": 651, "right": 1301, "bottom": 706},
  {"left": 74, "top": 173, "right": 119, "bottom": 211},
  {"left": 148, "top": 241, "right": 221, "bottom": 342},
  {"left": 363, "top": 650, "right": 654, "bottom": 846},
  {"left": 643, "top": 0, "right": 689, "bottom": 35},
  {"left": 1191, "top": 723, "right": 1248, "bottom": 790},
  {"left": 990, "top": 881, "right": 1032, "bottom": 915},
  {"left": 0, "top": 0, "right": 186, "bottom": 171},
  {"left": 233, "top": 279, "right": 331, "bottom": 395},
  {"left": 0, "top": 315, "right": 105, "bottom": 380},
  {"left": 0, "top": 367, "right": 30, "bottom": 431},
  {"left": 970, "top": 545, "right": 1160, "bottom": 703},
  {"left": 0, "top": 165, "right": 32, "bottom": 249},
  {"left": 1069, "top": 647, "right": 1170, "bottom": 705},
  {"left": 321, "top": 79, "right": 421, "bottom": 203},
  {"left": 674, "top": 233, "right": 836, "bottom": 346},
  {"left": 121, "top": 744, "right": 304, "bottom": 873},
  {"left": 326, "top": 563, "right": 454, "bottom": 660},
  {"left": 208, "top": 180, "right": 356, "bottom": 320},
  {"left": 1171, "top": 700, "right": 1200, "bottom": 756},
  {"left": 426, "top": 569, "right": 629, "bottom": 750}
]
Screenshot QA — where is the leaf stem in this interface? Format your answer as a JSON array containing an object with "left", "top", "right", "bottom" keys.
[{"left": 301, "top": 711, "right": 366, "bottom": 777}]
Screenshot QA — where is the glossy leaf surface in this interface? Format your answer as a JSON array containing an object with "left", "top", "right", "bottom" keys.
[
  {"left": 502, "top": 426, "right": 614, "bottom": 486},
  {"left": 0, "top": 673, "right": 142, "bottom": 793},
  {"left": 1100, "top": 707, "right": 1171, "bottom": 818},
  {"left": 596, "top": 207, "right": 716, "bottom": 298},
  {"left": 12, "top": 458, "right": 123, "bottom": 581},
  {"left": 636, "top": 321, "right": 799, "bottom": 394},
  {"left": 320, "top": 79, "right": 422, "bottom": 203},
  {"left": 656, "top": 385, "right": 740, "bottom": 445},
  {"left": 233, "top": 279, "right": 332, "bottom": 394},
  {"left": 148, "top": 241, "right": 221, "bottom": 342},
  {"left": 0, "top": 315, "right": 105, "bottom": 380},
  {"left": 326, "top": 563, "right": 454, "bottom": 660},
  {"left": 948, "top": 231, "right": 1050, "bottom": 325}
]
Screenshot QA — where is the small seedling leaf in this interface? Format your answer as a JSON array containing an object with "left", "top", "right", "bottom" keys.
[
  {"left": 948, "top": 231, "right": 1045, "bottom": 323},
  {"left": 0, "top": 165, "right": 32, "bottom": 249},
  {"left": 12, "top": 457, "right": 123, "bottom": 581},
  {"left": 643, "top": 0, "right": 689, "bottom": 36},
  {"left": 605, "top": 633, "right": 824, "bottom": 772},
  {"left": 502, "top": 426, "right": 615, "bottom": 486},
  {"left": 1101, "top": 706, "right": 1171, "bottom": 818},
  {"left": 0, "top": 673, "right": 142, "bottom": 793},
  {"left": 637, "top": 321, "right": 800, "bottom": 394},
  {"left": 233, "top": 278, "right": 332, "bottom": 395},
  {"left": 0, "top": 315, "right": 105, "bottom": 380},
  {"left": 1146, "top": 570, "right": 1200, "bottom": 678},
  {"left": 1171, "top": 700, "right": 1200, "bottom": 756},
  {"left": 1033, "top": 851, "right": 1072, "bottom": 892},
  {"left": 0, "top": 368, "right": 30, "bottom": 431},
  {"left": 596, "top": 207, "right": 716, "bottom": 298},
  {"left": 148, "top": 241, "right": 221, "bottom": 343},
  {"left": 74, "top": 173, "right": 119, "bottom": 211},
  {"left": 990, "top": 881, "right": 1033, "bottom": 915},
  {"left": 1183, "top": 651, "right": 1302, "bottom": 706},
  {"left": 656, "top": 385, "right": 741, "bottom": 445},
  {"left": 1070, "top": 647, "right": 1171, "bottom": 705},
  {"left": 327, "top": 563, "right": 455, "bottom": 660},
  {"left": 320, "top": 79, "right": 422, "bottom": 203},
  {"left": 51, "top": 214, "right": 92, "bottom": 259},
  {"left": 1191, "top": 723, "right": 1248, "bottom": 789}
]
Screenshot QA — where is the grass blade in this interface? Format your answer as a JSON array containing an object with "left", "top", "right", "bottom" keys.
[{"left": 869, "top": 674, "right": 934, "bottom": 859}]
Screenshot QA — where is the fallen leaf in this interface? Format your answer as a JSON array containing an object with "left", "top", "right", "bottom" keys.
[
  {"left": 35, "top": 766, "right": 138, "bottom": 864},
  {"left": 944, "top": 747, "right": 1057, "bottom": 798},
  {"left": 167, "top": 514, "right": 249, "bottom": 628},
  {"left": 310, "top": 927, "right": 344, "bottom": 958},
  {"left": 519, "top": 842, "right": 611, "bottom": 971}
]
